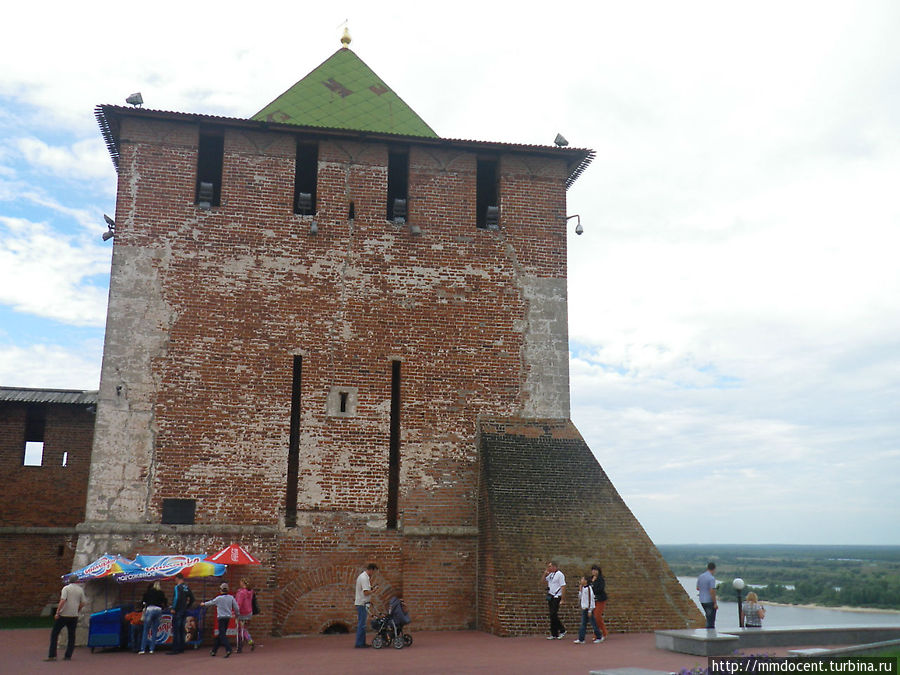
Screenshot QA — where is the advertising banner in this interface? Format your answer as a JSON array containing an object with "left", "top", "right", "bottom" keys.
[{"left": 116, "top": 554, "right": 226, "bottom": 583}]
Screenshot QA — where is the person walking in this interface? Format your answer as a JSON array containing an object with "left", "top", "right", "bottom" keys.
[
  {"left": 139, "top": 581, "right": 167, "bottom": 654},
  {"left": 354, "top": 563, "right": 379, "bottom": 648},
  {"left": 203, "top": 583, "right": 241, "bottom": 657},
  {"left": 573, "top": 574, "right": 603, "bottom": 644},
  {"left": 697, "top": 562, "right": 718, "bottom": 629},
  {"left": 234, "top": 578, "right": 256, "bottom": 652},
  {"left": 44, "top": 574, "right": 86, "bottom": 662},
  {"left": 166, "top": 572, "right": 194, "bottom": 655},
  {"left": 590, "top": 564, "right": 608, "bottom": 642},
  {"left": 542, "top": 561, "right": 567, "bottom": 639}
]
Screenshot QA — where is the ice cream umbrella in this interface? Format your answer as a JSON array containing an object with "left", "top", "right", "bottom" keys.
[{"left": 65, "top": 554, "right": 134, "bottom": 581}]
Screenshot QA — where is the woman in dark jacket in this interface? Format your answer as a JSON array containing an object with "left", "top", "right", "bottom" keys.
[
  {"left": 139, "top": 581, "right": 168, "bottom": 654},
  {"left": 590, "top": 565, "right": 608, "bottom": 642}
]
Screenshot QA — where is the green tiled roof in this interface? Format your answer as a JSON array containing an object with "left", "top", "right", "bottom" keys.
[{"left": 253, "top": 47, "right": 438, "bottom": 138}]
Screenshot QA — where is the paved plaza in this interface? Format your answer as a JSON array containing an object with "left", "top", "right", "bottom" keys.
[{"left": 7, "top": 627, "right": 839, "bottom": 675}]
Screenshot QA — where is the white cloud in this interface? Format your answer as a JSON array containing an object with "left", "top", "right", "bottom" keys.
[
  {"left": 0, "top": 343, "right": 100, "bottom": 390},
  {"left": 0, "top": 216, "right": 110, "bottom": 325},
  {"left": 15, "top": 136, "right": 112, "bottom": 181},
  {"left": 0, "top": 0, "right": 897, "bottom": 544}
]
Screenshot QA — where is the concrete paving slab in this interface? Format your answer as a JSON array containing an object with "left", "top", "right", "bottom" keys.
[
  {"left": 591, "top": 668, "right": 674, "bottom": 675},
  {"left": 3, "top": 628, "right": 714, "bottom": 675},
  {"left": 10, "top": 627, "right": 880, "bottom": 675}
]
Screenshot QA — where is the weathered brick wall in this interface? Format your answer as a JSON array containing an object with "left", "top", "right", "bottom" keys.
[
  {"left": 0, "top": 403, "right": 93, "bottom": 527},
  {"left": 78, "top": 115, "right": 572, "bottom": 634},
  {"left": 0, "top": 402, "right": 94, "bottom": 616},
  {"left": 477, "top": 418, "right": 703, "bottom": 635},
  {"left": 266, "top": 515, "right": 476, "bottom": 634},
  {"left": 88, "top": 120, "right": 569, "bottom": 525},
  {"left": 0, "top": 534, "right": 79, "bottom": 616}
]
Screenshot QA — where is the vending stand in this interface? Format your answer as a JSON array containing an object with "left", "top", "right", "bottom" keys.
[
  {"left": 67, "top": 553, "right": 226, "bottom": 651},
  {"left": 117, "top": 554, "right": 226, "bottom": 651}
]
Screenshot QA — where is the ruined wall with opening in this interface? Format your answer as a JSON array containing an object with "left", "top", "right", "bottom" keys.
[{"left": 0, "top": 400, "right": 94, "bottom": 616}]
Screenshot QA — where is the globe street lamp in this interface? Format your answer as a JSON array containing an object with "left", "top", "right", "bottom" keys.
[{"left": 733, "top": 578, "right": 746, "bottom": 628}]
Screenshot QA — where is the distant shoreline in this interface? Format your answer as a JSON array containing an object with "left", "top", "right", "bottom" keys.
[
  {"left": 761, "top": 600, "right": 900, "bottom": 615},
  {"left": 677, "top": 576, "right": 900, "bottom": 615}
]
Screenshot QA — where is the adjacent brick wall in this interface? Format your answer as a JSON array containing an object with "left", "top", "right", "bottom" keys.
[
  {"left": 0, "top": 534, "right": 79, "bottom": 616},
  {"left": 477, "top": 418, "right": 703, "bottom": 635},
  {"left": 0, "top": 403, "right": 93, "bottom": 527},
  {"left": 0, "top": 401, "right": 94, "bottom": 616}
]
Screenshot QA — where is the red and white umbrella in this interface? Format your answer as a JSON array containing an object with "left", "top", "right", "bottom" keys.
[{"left": 205, "top": 543, "right": 261, "bottom": 566}]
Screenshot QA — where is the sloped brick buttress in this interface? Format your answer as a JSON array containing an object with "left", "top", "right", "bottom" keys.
[{"left": 477, "top": 418, "right": 703, "bottom": 636}]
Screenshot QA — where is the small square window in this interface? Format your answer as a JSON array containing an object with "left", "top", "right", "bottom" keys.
[{"left": 327, "top": 386, "right": 358, "bottom": 417}]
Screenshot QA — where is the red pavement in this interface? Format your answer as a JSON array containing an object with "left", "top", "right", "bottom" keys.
[{"left": 6, "top": 628, "right": 828, "bottom": 675}]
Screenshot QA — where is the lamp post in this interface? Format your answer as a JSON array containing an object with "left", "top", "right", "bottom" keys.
[{"left": 733, "top": 578, "right": 746, "bottom": 628}]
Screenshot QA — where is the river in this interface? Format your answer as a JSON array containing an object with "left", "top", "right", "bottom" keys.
[{"left": 677, "top": 577, "right": 900, "bottom": 629}]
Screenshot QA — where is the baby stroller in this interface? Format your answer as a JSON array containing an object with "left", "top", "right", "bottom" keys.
[{"left": 370, "top": 597, "right": 413, "bottom": 649}]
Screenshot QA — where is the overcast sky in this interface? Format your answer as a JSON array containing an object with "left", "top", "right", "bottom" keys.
[{"left": 2, "top": 1, "right": 898, "bottom": 546}]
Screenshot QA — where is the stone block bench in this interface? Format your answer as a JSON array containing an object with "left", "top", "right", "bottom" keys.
[{"left": 656, "top": 625, "right": 900, "bottom": 656}]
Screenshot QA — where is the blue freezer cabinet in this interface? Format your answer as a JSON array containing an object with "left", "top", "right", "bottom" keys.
[{"left": 87, "top": 604, "right": 130, "bottom": 651}]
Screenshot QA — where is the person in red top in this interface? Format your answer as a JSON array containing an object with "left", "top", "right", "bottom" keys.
[{"left": 234, "top": 578, "right": 255, "bottom": 652}]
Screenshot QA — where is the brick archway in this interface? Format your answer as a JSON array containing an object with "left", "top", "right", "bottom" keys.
[{"left": 273, "top": 564, "right": 395, "bottom": 635}]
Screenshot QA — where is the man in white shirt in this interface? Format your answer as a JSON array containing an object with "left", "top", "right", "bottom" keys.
[
  {"left": 45, "top": 574, "right": 86, "bottom": 661},
  {"left": 354, "top": 563, "right": 379, "bottom": 648},
  {"left": 542, "top": 561, "right": 567, "bottom": 639}
]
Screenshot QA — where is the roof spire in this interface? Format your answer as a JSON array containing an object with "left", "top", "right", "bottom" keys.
[{"left": 341, "top": 26, "right": 351, "bottom": 49}]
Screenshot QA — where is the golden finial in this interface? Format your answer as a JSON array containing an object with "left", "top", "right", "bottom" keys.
[{"left": 341, "top": 26, "right": 352, "bottom": 48}]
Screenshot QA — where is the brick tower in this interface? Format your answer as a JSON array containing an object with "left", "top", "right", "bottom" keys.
[{"left": 79, "top": 35, "right": 700, "bottom": 636}]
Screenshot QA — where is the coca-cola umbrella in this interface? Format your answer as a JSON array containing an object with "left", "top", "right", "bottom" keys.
[
  {"left": 205, "top": 544, "right": 261, "bottom": 649},
  {"left": 205, "top": 543, "right": 261, "bottom": 567}
]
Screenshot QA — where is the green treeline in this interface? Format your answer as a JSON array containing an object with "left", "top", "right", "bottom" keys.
[{"left": 658, "top": 544, "right": 900, "bottom": 611}]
